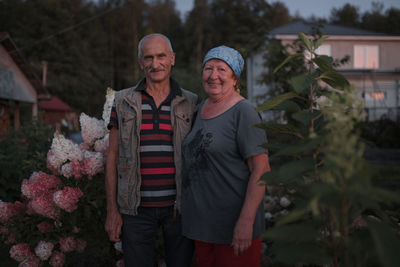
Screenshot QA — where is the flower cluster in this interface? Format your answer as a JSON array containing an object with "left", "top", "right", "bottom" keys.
[
  {"left": 21, "top": 172, "right": 63, "bottom": 200},
  {"left": 35, "top": 240, "right": 54, "bottom": 260},
  {"left": 53, "top": 187, "right": 83, "bottom": 213},
  {"left": 80, "top": 113, "right": 107, "bottom": 146},
  {"left": 264, "top": 186, "right": 294, "bottom": 221},
  {"left": 9, "top": 243, "right": 33, "bottom": 262},
  {"left": 1, "top": 89, "right": 115, "bottom": 267},
  {"left": 0, "top": 200, "right": 25, "bottom": 224}
]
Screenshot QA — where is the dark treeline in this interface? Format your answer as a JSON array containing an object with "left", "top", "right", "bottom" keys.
[{"left": 1, "top": 0, "right": 399, "bottom": 117}]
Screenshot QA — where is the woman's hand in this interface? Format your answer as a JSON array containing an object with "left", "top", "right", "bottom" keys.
[{"left": 232, "top": 218, "right": 253, "bottom": 256}]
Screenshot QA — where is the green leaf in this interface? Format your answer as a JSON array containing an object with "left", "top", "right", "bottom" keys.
[
  {"left": 259, "top": 143, "right": 287, "bottom": 152},
  {"left": 275, "top": 208, "right": 309, "bottom": 226},
  {"left": 272, "top": 136, "right": 322, "bottom": 157},
  {"left": 314, "top": 35, "right": 329, "bottom": 49},
  {"left": 256, "top": 92, "right": 299, "bottom": 112},
  {"left": 254, "top": 122, "right": 299, "bottom": 136},
  {"left": 313, "top": 55, "right": 333, "bottom": 72},
  {"left": 279, "top": 157, "right": 315, "bottom": 179},
  {"left": 262, "top": 157, "right": 315, "bottom": 183},
  {"left": 299, "top": 32, "right": 313, "bottom": 52},
  {"left": 263, "top": 223, "right": 320, "bottom": 242},
  {"left": 269, "top": 242, "right": 331, "bottom": 265},
  {"left": 291, "top": 110, "right": 322, "bottom": 125},
  {"left": 368, "top": 219, "right": 400, "bottom": 267},
  {"left": 271, "top": 100, "right": 301, "bottom": 113},
  {"left": 273, "top": 53, "right": 304, "bottom": 73},
  {"left": 319, "top": 70, "right": 350, "bottom": 89},
  {"left": 291, "top": 74, "right": 313, "bottom": 94}
]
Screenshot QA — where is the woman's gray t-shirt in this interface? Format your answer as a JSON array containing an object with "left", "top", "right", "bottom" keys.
[{"left": 181, "top": 99, "right": 267, "bottom": 244}]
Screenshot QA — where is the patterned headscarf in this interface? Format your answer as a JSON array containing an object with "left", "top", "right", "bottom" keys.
[{"left": 202, "top": 46, "right": 244, "bottom": 78}]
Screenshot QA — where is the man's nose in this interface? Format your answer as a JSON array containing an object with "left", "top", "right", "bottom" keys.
[{"left": 151, "top": 58, "right": 160, "bottom": 68}]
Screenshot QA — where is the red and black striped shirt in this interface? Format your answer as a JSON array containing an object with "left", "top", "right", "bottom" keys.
[{"left": 109, "top": 79, "right": 180, "bottom": 207}]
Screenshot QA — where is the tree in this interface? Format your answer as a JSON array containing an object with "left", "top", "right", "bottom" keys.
[
  {"left": 257, "top": 33, "right": 400, "bottom": 267},
  {"left": 330, "top": 3, "right": 360, "bottom": 27}
]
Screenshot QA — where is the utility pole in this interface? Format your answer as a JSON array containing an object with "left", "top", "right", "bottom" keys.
[{"left": 42, "top": 61, "right": 48, "bottom": 87}]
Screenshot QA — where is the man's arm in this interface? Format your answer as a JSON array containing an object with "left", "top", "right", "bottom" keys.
[
  {"left": 232, "top": 153, "right": 270, "bottom": 256},
  {"left": 105, "top": 127, "right": 122, "bottom": 242}
]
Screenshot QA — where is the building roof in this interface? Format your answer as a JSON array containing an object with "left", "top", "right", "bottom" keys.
[
  {"left": 0, "top": 32, "right": 48, "bottom": 96},
  {"left": 40, "top": 95, "right": 73, "bottom": 111},
  {"left": 269, "top": 21, "right": 387, "bottom": 36}
]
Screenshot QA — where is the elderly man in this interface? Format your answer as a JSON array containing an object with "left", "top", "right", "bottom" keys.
[{"left": 105, "top": 33, "right": 197, "bottom": 267}]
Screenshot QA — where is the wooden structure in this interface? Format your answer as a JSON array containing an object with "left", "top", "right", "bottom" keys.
[{"left": 0, "top": 32, "right": 48, "bottom": 134}]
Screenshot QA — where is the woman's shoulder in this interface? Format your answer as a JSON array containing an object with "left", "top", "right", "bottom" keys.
[{"left": 235, "top": 99, "right": 257, "bottom": 112}]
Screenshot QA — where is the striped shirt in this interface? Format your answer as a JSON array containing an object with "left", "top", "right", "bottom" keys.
[{"left": 108, "top": 79, "right": 178, "bottom": 207}]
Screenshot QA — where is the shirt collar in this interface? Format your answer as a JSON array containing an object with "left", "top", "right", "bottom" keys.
[{"left": 134, "top": 77, "right": 182, "bottom": 97}]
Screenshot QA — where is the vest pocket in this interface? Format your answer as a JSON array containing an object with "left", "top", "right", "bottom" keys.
[
  {"left": 119, "top": 114, "right": 136, "bottom": 158},
  {"left": 117, "top": 158, "right": 135, "bottom": 210},
  {"left": 175, "top": 112, "right": 192, "bottom": 137}
]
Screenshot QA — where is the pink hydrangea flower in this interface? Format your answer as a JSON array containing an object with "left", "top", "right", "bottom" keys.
[
  {"left": 76, "top": 238, "right": 87, "bottom": 253},
  {"left": 59, "top": 236, "right": 76, "bottom": 253},
  {"left": 0, "top": 200, "right": 25, "bottom": 224},
  {"left": 83, "top": 151, "right": 104, "bottom": 178},
  {"left": 79, "top": 142, "right": 90, "bottom": 151},
  {"left": 30, "top": 194, "right": 61, "bottom": 220},
  {"left": 19, "top": 256, "right": 40, "bottom": 267},
  {"left": 35, "top": 240, "right": 54, "bottom": 260},
  {"left": 61, "top": 161, "right": 84, "bottom": 179},
  {"left": 80, "top": 113, "right": 106, "bottom": 146},
  {"left": 21, "top": 172, "right": 62, "bottom": 200},
  {"left": 9, "top": 243, "right": 33, "bottom": 262},
  {"left": 37, "top": 221, "right": 54, "bottom": 234},
  {"left": 49, "top": 251, "right": 65, "bottom": 267},
  {"left": 53, "top": 187, "right": 83, "bottom": 213}
]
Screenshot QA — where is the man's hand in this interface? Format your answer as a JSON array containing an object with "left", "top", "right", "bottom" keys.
[
  {"left": 105, "top": 207, "right": 122, "bottom": 242},
  {"left": 232, "top": 219, "right": 253, "bottom": 256}
]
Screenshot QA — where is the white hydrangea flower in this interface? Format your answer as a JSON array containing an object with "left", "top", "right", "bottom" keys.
[
  {"left": 94, "top": 133, "right": 109, "bottom": 155},
  {"left": 60, "top": 163, "right": 73, "bottom": 179},
  {"left": 279, "top": 196, "right": 291, "bottom": 208},
  {"left": 35, "top": 241, "right": 54, "bottom": 261},
  {"left": 49, "top": 133, "right": 83, "bottom": 169},
  {"left": 114, "top": 241, "right": 123, "bottom": 253},
  {"left": 80, "top": 113, "right": 106, "bottom": 146},
  {"left": 102, "top": 88, "right": 115, "bottom": 129}
]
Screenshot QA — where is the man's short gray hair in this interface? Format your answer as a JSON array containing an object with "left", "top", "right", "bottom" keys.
[{"left": 138, "top": 33, "right": 174, "bottom": 59}]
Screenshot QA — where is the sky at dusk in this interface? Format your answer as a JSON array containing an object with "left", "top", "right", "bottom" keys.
[{"left": 175, "top": 0, "right": 400, "bottom": 20}]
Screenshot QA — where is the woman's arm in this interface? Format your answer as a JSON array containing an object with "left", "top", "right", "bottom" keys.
[{"left": 232, "top": 153, "right": 270, "bottom": 256}]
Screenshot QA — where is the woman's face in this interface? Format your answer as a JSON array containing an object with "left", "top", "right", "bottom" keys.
[{"left": 202, "top": 59, "right": 237, "bottom": 99}]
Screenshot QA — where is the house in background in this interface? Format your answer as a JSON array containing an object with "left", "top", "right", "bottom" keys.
[
  {"left": 247, "top": 21, "right": 400, "bottom": 121},
  {"left": 40, "top": 95, "right": 79, "bottom": 132},
  {"left": 0, "top": 32, "right": 48, "bottom": 134}
]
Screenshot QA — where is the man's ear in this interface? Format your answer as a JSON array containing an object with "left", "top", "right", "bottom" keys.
[{"left": 171, "top": 52, "right": 176, "bottom": 66}]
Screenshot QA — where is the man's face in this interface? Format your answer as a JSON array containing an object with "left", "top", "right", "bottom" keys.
[{"left": 139, "top": 36, "right": 175, "bottom": 84}]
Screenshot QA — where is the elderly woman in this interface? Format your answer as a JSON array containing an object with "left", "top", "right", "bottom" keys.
[{"left": 181, "top": 46, "right": 270, "bottom": 267}]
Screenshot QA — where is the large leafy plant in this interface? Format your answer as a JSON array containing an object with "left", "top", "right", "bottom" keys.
[{"left": 257, "top": 33, "right": 400, "bottom": 267}]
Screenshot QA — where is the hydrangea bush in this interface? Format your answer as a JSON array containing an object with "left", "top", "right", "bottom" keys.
[{"left": 0, "top": 89, "right": 120, "bottom": 267}]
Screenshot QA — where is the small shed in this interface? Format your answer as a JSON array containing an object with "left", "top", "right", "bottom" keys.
[
  {"left": 0, "top": 32, "right": 48, "bottom": 134},
  {"left": 40, "top": 95, "right": 79, "bottom": 131}
]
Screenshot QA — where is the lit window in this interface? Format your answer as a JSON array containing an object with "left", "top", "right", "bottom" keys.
[
  {"left": 365, "top": 91, "right": 386, "bottom": 100},
  {"left": 316, "top": 45, "right": 331, "bottom": 56},
  {"left": 305, "top": 44, "right": 331, "bottom": 62},
  {"left": 354, "top": 45, "right": 379, "bottom": 69}
]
